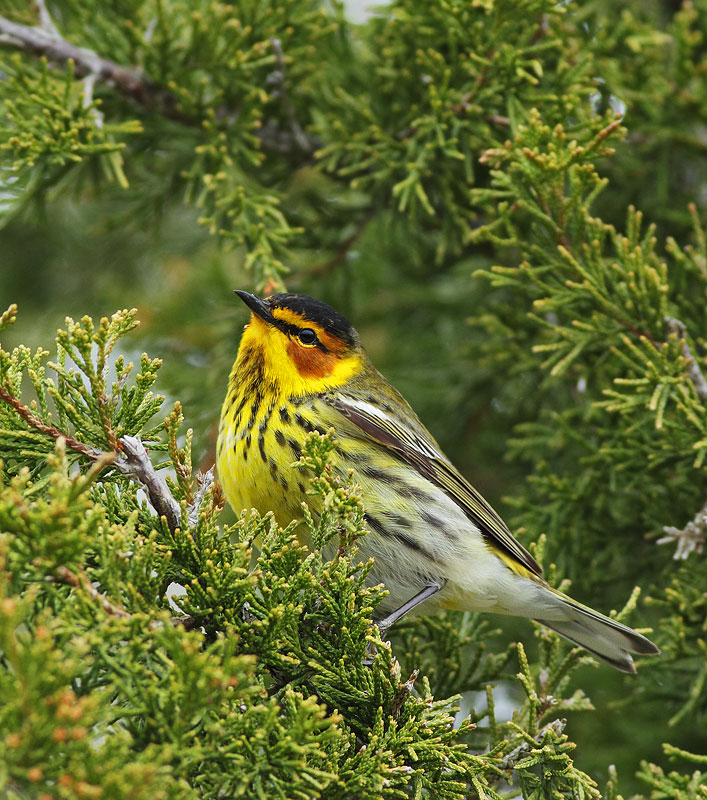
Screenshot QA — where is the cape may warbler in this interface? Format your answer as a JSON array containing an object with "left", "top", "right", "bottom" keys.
[{"left": 217, "top": 291, "right": 658, "bottom": 673}]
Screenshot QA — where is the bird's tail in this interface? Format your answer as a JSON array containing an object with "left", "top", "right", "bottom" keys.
[{"left": 534, "top": 590, "right": 659, "bottom": 674}]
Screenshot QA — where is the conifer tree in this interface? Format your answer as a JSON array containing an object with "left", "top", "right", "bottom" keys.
[{"left": 1, "top": 1, "right": 706, "bottom": 797}]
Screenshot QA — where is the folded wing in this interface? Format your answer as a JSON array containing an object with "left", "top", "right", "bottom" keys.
[{"left": 328, "top": 394, "right": 542, "bottom": 578}]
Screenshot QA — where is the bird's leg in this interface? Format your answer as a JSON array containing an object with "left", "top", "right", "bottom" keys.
[
  {"left": 363, "top": 580, "right": 446, "bottom": 666},
  {"left": 375, "top": 580, "right": 446, "bottom": 638}
]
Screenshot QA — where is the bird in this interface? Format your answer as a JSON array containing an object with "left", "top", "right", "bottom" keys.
[{"left": 216, "top": 290, "right": 659, "bottom": 673}]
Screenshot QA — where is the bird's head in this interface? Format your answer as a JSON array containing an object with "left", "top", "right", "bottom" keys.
[{"left": 232, "top": 291, "right": 365, "bottom": 396}]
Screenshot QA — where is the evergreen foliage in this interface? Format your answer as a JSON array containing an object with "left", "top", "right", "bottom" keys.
[{"left": 1, "top": 0, "right": 706, "bottom": 796}]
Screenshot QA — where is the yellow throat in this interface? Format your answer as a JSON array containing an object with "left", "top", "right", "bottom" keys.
[{"left": 216, "top": 293, "right": 363, "bottom": 522}]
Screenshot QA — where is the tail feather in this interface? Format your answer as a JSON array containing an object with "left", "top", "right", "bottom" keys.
[{"left": 535, "top": 593, "right": 660, "bottom": 674}]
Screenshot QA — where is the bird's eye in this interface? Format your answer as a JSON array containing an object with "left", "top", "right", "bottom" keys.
[{"left": 298, "top": 328, "right": 318, "bottom": 345}]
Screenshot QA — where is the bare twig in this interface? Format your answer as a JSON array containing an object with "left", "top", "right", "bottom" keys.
[
  {"left": 658, "top": 500, "right": 706, "bottom": 559},
  {"left": 485, "top": 113, "right": 510, "bottom": 127},
  {"left": 0, "top": 14, "right": 321, "bottom": 154},
  {"left": 35, "top": 0, "right": 61, "bottom": 40},
  {"left": 117, "top": 436, "right": 182, "bottom": 532},
  {"left": 268, "top": 37, "right": 314, "bottom": 153},
  {"left": 0, "top": 383, "right": 102, "bottom": 461},
  {"left": 664, "top": 316, "right": 707, "bottom": 402},
  {"left": 187, "top": 467, "right": 216, "bottom": 528},
  {"left": 391, "top": 669, "right": 419, "bottom": 720},
  {"left": 500, "top": 718, "right": 566, "bottom": 769},
  {"left": 0, "top": 15, "right": 172, "bottom": 110},
  {"left": 54, "top": 566, "right": 130, "bottom": 618},
  {"left": 170, "top": 615, "right": 202, "bottom": 631},
  {"left": 54, "top": 567, "right": 201, "bottom": 630}
]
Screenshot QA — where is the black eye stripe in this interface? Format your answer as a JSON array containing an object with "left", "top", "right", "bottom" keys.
[{"left": 270, "top": 316, "right": 329, "bottom": 352}]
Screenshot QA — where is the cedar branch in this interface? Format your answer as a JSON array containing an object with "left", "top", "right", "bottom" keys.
[
  {"left": 0, "top": 15, "right": 173, "bottom": 112},
  {"left": 0, "top": 384, "right": 181, "bottom": 532},
  {"left": 0, "top": 14, "right": 320, "bottom": 153}
]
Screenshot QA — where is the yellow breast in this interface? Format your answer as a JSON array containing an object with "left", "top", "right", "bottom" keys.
[{"left": 216, "top": 377, "right": 329, "bottom": 530}]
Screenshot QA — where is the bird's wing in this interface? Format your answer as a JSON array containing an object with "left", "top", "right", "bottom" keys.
[{"left": 327, "top": 394, "right": 542, "bottom": 578}]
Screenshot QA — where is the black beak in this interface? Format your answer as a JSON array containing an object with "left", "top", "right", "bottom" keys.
[{"left": 235, "top": 290, "right": 276, "bottom": 325}]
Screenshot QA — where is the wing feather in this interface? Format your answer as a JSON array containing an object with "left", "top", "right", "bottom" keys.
[{"left": 328, "top": 395, "right": 542, "bottom": 578}]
